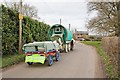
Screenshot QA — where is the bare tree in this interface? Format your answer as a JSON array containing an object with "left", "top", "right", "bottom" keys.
[
  {"left": 87, "top": 2, "right": 120, "bottom": 36},
  {"left": 3, "top": 1, "right": 39, "bottom": 19},
  {"left": 22, "top": 3, "right": 38, "bottom": 18}
]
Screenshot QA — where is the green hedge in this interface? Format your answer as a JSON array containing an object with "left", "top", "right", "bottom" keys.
[{"left": 1, "top": 5, "right": 50, "bottom": 55}]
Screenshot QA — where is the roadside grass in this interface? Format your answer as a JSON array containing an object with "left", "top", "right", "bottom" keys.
[
  {"left": 81, "top": 41, "right": 118, "bottom": 78},
  {"left": 0, "top": 56, "right": 2, "bottom": 68},
  {"left": 2, "top": 53, "right": 25, "bottom": 68}
]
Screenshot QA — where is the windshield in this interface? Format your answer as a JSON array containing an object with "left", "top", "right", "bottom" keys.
[
  {"left": 24, "top": 46, "right": 45, "bottom": 52},
  {"left": 24, "top": 46, "right": 36, "bottom": 52}
]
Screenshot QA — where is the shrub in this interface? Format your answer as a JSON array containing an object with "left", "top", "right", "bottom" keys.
[{"left": 1, "top": 5, "right": 50, "bottom": 55}]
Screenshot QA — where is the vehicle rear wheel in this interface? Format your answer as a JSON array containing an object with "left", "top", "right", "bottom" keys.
[
  {"left": 48, "top": 54, "right": 53, "bottom": 66},
  {"left": 55, "top": 51, "right": 60, "bottom": 61},
  {"left": 27, "top": 62, "right": 33, "bottom": 65}
]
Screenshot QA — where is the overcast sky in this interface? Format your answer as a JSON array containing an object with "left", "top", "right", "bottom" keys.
[
  {"left": 24, "top": 0, "right": 95, "bottom": 31},
  {"left": 1, "top": 0, "right": 98, "bottom": 34}
]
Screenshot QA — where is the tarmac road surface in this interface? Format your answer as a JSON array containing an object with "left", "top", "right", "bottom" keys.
[{"left": 2, "top": 42, "right": 106, "bottom": 78}]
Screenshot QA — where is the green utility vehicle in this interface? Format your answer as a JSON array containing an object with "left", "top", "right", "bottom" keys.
[{"left": 23, "top": 41, "right": 60, "bottom": 66}]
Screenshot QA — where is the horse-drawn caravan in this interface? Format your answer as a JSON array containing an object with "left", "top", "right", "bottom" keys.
[
  {"left": 23, "top": 24, "right": 74, "bottom": 66},
  {"left": 48, "top": 24, "right": 74, "bottom": 52}
]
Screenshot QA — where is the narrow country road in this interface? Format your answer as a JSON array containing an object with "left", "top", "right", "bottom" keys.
[{"left": 2, "top": 42, "right": 106, "bottom": 78}]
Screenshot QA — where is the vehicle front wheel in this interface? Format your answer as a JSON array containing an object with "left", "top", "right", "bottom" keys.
[
  {"left": 27, "top": 62, "right": 33, "bottom": 65},
  {"left": 55, "top": 51, "right": 60, "bottom": 61},
  {"left": 48, "top": 54, "right": 53, "bottom": 66}
]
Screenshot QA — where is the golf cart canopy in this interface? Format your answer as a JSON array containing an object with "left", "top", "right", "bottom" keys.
[{"left": 23, "top": 41, "right": 56, "bottom": 52}]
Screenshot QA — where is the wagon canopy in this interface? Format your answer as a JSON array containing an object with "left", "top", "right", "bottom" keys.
[{"left": 48, "top": 24, "right": 73, "bottom": 44}]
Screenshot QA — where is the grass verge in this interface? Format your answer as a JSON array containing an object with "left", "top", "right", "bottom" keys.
[
  {"left": 0, "top": 56, "right": 2, "bottom": 68},
  {"left": 81, "top": 41, "right": 118, "bottom": 78},
  {"left": 2, "top": 54, "right": 25, "bottom": 68}
]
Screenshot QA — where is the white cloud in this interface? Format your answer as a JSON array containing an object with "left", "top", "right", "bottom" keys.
[
  {"left": 24, "top": 2, "right": 89, "bottom": 31},
  {"left": 0, "top": 0, "right": 87, "bottom": 3},
  {"left": 1, "top": 0, "right": 98, "bottom": 33}
]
